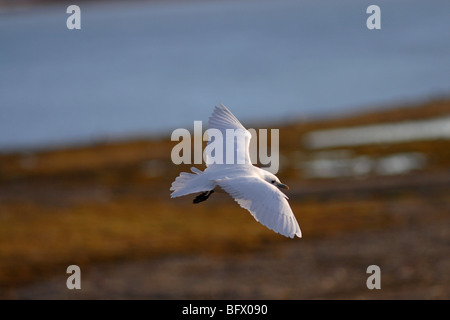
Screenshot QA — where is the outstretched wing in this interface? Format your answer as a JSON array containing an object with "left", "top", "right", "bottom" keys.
[
  {"left": 216, "top": 176, "right": 302, "bottom": 238},
  {"left": 205, "top": 104, "right": 252, "bottom": 166}
]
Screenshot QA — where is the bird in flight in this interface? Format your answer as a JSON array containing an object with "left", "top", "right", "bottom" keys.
[{"left": 170, "top": 104, "right": 301, "bottom": 238}]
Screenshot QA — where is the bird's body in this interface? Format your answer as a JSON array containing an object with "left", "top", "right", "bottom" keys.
[{"left": 170, "top": 104, "right": 302, "bottom": 238}]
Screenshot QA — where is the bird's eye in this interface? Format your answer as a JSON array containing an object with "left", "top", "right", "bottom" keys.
[{"left": 271, "top": 180, "right": 275, "bottom": 184}]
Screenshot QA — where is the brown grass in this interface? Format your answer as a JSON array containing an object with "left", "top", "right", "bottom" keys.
[
  {"left": 0, "top": 195, "right": 417, "bottom": 288},
  {"left": 0, "top": 98, "right": 449, "bottom": 291}
]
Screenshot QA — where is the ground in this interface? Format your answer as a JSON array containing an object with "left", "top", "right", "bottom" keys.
[{"left": 0, "top": 99, "right": 449, "bottom": 299}]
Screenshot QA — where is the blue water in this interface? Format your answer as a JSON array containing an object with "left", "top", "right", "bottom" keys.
[{"left": 1, "top": 0, "right": 449, "bottom": 151}]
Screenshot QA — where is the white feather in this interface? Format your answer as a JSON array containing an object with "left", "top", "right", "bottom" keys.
[
  {"left": 205, "top": 104, "right": 252, "bottom": 166},
  {"left": 216, "top": 174, "right": 301, "bottom": 238}
]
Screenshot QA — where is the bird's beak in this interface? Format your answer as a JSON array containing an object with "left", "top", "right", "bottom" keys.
[{"left": 277, "top": 183, "right": 289, "bottom": 190}]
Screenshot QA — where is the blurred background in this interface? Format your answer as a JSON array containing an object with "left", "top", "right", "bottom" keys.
[{"left": 0, "top": 0, "right": 449, "bottom": 299}]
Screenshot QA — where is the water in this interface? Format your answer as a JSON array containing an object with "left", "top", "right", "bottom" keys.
[
  {"left": 1, "top": 0, "right": 449, "bottom": 151},
  {"left": 304, "top": 116, "right": 450, "bottom": 149}
]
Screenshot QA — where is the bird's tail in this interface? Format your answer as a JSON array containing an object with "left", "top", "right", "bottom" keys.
[{"left": 170, "top": 167, "right": 215, "bottom": 198}]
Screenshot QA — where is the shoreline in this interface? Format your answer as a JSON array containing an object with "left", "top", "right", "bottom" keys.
[{"left": 1, "top": 97, "right": 449, "bottom": 155}]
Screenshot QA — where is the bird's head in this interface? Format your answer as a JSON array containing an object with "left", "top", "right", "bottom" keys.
[{"left": 262, "top": 171, "right": 289, "bottom": 190}]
